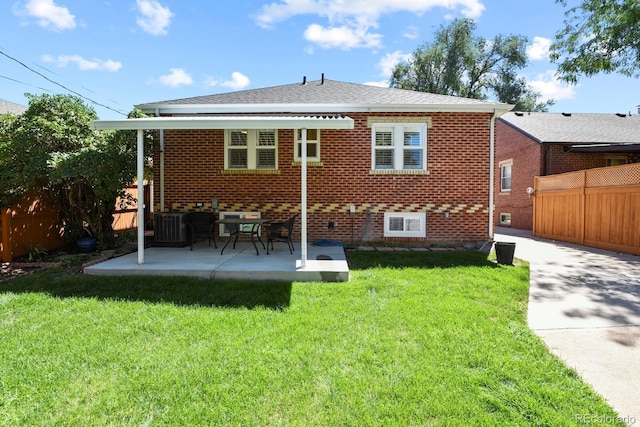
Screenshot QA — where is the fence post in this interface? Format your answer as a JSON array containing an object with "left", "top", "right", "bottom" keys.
[
  {"left": 532, "top": 177, "right": 537, "bottom": 236},
  {"left": 1, "top": 209, "right": 13, "bottom": 262},
  {"left": 580, "top": 170, "right": 586, "bottom": 245}
]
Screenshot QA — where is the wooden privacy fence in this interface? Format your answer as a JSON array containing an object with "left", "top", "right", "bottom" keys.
[
  {"left": 1, "top": 196, "right": 67, "bottom": 262},
  {"left": 1, "top": 185, "right": 147, "bottom": 262},
  {"left": 533, "top": 163, "right": 640, "bottom": 255}
]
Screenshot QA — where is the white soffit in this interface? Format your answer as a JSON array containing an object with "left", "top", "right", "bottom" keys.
[{"left": 90, "top": 115, "right": 355, "bottom": 130}]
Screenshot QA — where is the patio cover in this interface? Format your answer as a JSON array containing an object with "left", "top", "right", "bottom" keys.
[{"left": 90, "top": 115, "right": 355, "bottom": 267}]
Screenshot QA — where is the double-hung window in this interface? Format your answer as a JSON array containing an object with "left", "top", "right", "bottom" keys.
[
  {"left": 295, "top": 129, "right": 320, "bottom": 162},
  {"left": 225, "top": 129, "right": 277, "bottom": 170},
  {"left": 500, "top": 160, "right": 512, "bottom": 192},
  {"left": 372, "top": 123, "right": 427, "bottom": 171}
]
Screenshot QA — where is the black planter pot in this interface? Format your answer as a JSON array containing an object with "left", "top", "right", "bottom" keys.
[
  {"left": 77, "top": 237, "right": 97, "bottom": 253},
  {"left": 494, "top": 242, "right": 516, "bottom": 265}
]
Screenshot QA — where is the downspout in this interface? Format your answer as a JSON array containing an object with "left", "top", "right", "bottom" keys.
[
  {"left": 156, "top": 108, "right": 165, "bottom": 212},
  {"left": 488, "top": 109, "right": 498, "bottom": 240}
]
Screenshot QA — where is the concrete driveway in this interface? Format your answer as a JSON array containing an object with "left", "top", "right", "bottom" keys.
[{"left": 494, "top": 227, "right": 640, "bottom": 424}]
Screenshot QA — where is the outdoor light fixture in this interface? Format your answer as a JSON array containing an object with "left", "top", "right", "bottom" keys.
[
  {"left": 525, "top": 187, "right": 534, "bottom": 200},
  {"left": 212, "top": 198, "right": 219, "bottom": 211}
]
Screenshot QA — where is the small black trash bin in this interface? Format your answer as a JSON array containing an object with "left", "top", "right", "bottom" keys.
[{"left": 494, "top": 242, "right": 516, "bottom": 265}]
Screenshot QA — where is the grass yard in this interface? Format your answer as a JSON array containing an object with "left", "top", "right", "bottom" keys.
[{"left": 0, "top": 251, "right": 622, "bottom": 426}]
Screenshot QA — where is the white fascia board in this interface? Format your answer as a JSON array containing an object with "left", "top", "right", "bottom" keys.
[
  {"left": 136, "top": 103, "right": 514, "bottom": 116},
  {"left": 90, "top": 115, "right": 355, "bottom": 131}
]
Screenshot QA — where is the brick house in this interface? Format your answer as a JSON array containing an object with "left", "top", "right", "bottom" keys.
[
  {"left": 93, "top": 78, "right": 512, "bottom": 264},
  {"left": 496, "top": 111, "right": 640, "bottom": 230}
]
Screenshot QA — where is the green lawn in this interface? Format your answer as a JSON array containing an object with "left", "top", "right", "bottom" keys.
[{"left": 0, "top": 251, "right": 622, "bottom": 426}]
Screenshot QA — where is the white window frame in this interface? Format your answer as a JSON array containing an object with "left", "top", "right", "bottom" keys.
[
  {"left": 499, "top": 213, "right": 512, "bottom": 226},
  {"left": 225, "top": 129, "right": 278, "bottom": 170},
  {"left": 383, "top": 212, "right": 426, "bottom": 238},
  {"left": 499, "top": 159, "right": 512, "bottom": 192},
  {"left": 294, "top": 129, "right": 320, "bottom": 162},
  {"left": 605, "top": 155, "right": 628, "bottom": 167},
  {"left": 371, "top": 123, "right": 427, "bottom": 171}
]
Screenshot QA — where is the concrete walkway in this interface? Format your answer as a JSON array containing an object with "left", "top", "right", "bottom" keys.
[{"left": 494, "top": 227, "right": 640, "bottom": 424}]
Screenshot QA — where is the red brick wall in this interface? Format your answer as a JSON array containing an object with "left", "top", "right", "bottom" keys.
[
  {"left": 545, "top": 145, "right": 607, "bottom": 175},
  {"left": 495, "top": 120, "right": 543, "bottom": 230},
  {"left": 496, "top": 120, "right": 614, "bottom": 230},
  {"left": 153, "top": 112, "right": 494, "bottom": 245}
]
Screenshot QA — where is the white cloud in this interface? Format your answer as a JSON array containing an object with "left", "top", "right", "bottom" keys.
[
  {"left": 157, "top": 68, "right": 193, "bottom": 87},
  {"left": 42, "top": 54, "right": 122, "bottom": 71},
  {"left": 203, "top": 72, "right": 250, "bottom": 90},
  {"left": 136, "top": 0, "right": 173, "bottom": 35},
  {"left": 254, "top": 0, "right": 485, "bottom": 49},
  {"left": 255, "top": 0, "right": 485, "bottom": 28},
  {"left": 528, "top": 70, "right": 576, "bottom": 101},
  {"left": 527, "top": 36, "right": 552, "bottom": 61},
  {"left": 377, "top": 50, "right": 412, "bottom": 77},
  {"left": 403, "top": 25, "right": 419, "bottom": 40},
  {"left": 221, "top": 72, "right": 250, "bottom": 90},
  {"left": 364, "top": 80, "right": 389, "bottom": 87},
  {"left": 304, "top": 23, "right": 382, "bottom": 49},
  {"left": 204, "top": 76, "right": 220, "bottom": 87},
  {"left": 16, "top": 0, "right": 76, "bottom": 31}
]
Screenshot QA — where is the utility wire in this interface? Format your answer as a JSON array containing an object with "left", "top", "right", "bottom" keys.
[
  {"left": 0, "top": 48, "right": 127, "bottom": 117},
  {"left": 0, "top": 74, "right": 52, "bottom": 92}
]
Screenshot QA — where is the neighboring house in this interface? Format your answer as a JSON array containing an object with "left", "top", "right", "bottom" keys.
[
  {"left": 0, "top": 99, "right": 27, "bottom": 115},
  {"left": 495, "top": 111, "right": 640, "bottom": 230},
  {"left": 93, "top": 78, "right": 512, "bottom": 263}
]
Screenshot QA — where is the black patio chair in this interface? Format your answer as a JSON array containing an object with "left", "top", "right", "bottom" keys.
[
  {"left": 185, "top": 212, "right": 217, "bottom": 250},
  {"left": 266, "top": 214, "right": 297, "bottom": 255}
]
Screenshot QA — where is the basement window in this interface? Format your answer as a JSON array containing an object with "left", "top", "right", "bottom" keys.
[
  {"left": 499, "top": 213, "right": 512, "bottom": 226},
  {"left": 383, "top": 212, "right": 426, "bottom": 238}
]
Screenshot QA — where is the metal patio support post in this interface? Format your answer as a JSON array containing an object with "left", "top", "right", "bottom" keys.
[
  {"left": 137, "top": 129, "right": 145, "bottom": 265},
  {"left": 300, "top": 128, "right": 307, "bottom": 268}
]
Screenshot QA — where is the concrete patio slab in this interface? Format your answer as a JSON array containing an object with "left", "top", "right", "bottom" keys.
[{"left": 84, "top": 241, "right": 349, "bottom": 282}]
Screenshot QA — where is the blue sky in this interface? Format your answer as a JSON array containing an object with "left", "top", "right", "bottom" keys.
[{"left": 1, "top": 0, "right": 638, "bottom": 119}]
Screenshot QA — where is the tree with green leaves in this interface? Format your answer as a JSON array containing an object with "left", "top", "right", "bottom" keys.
[
  {"left": 0, "top": 93, "right": 152, "bottom": 248},
  {"left": 550, "top": 0, "right": 640, "bottom": 84},
  {"left": 390, "top": 18, "right": 554, "bottom": 112}
]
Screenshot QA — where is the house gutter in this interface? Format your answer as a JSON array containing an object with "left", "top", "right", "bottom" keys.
[{"left": 136, "top": 103, "right": 513, "bottom": 115}]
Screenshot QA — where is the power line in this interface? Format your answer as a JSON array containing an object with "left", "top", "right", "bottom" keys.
[
  {"left": 0, "top": 74, "right": 52, "bottom": 93},
  {"left": 0, "top": 48, "right": 127, "bottom": 117}
]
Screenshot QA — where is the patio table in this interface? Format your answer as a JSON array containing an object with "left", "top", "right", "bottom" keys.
[{"left": 217, "top": 218, "right": 270, "bottom": 255}]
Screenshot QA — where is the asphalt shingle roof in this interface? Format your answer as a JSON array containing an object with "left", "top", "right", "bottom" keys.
[
  {"left": 499, "top": 111, "right": 640, "bottom": 145},
  {"left": 137, "top": 79, "right": 508, "bottom": 109},
  {"left": 0, "top": 99, "right": 27, "bottom": 115}
]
